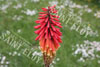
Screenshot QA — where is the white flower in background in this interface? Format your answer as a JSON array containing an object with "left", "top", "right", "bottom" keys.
[
  {"left": 12, "top": 15, "right": 23, "bottom": 21},
  {"left": 32, "top": 51, "right": 42, "bottom": 57},
  {"left": 60, "top": 5, "right": 65, "bottom": 8},
  {"left": 63, "top": 0, "right": 69, "bottom": 6},
  {"left": 50, "top": 65, "right": 54, "bottom": 67},
  {"left": 76, "top": 5, "right": 82, "bottom": 8},
  {"left": 23, "top": 9, "right": 37, "bottom": 16},
  {"left": 56, "top": 58, "right": 60, "bottom": 61},
  {"left": 63, "top": 0, "right": 83, "bottom": 9},
  {"left": 0, "top": 2, "right": 12, "bottom": 13},
  {"left": 74, "top": 47, "right": 81, "bottom": 55},
  {"left": 94, "top": 13, "right": 97, "bottom": 16},
  {"left": 5, "top": 65, "right": 8, "bottom": 67},
  {"left": 98, "top": 60, "right": 100, "bottom": 64},
  {"left": 84, "top": 5, "right": 88, "bottom": 8},
  {"left": 18, "top": 53, "right": 21, "bottom": 56},
  {"left": 1, "top": 56, "right": 6, "bottom": 63},
  {"left": 13, "top": 51, "right": 17, "bottom": 55},
  {"left": 57, "top": 5, "right": 65, "bottom": 9},
  {"left": 12, "top": 51, "right": 17, "bottom": 56},
  {"left": 50, "top": 57, "right": 60, "bottom": 67},
  {"left": 69, "top": 3, "right": 76, "bottom": 8},
  {"left": 6, "top": 30, "right": 10, "bottom": 35},
  {"left": 6, "top": 61, "right": 10, "bottom": 64},
  {"left": 52, "top": 61, "right": 56, "bottom": 64},
  {"left": 13, "top": 4, "right": 22, "bottom": 9},
  {"left": 78, "top": 57, "right": 85, "bottom": 62},
  {"left": 17, "top": 29, "right": 22, "bottom": 33},
  {"left": 0, "top": 54, "right": 10, "bottom": 67},
  {"left": 49, "top": 1, "right": 58, "bottom": 6},
  {"left": 8, "top": 52, "right": 12, "bottom": 55},
  {"left": 8, "top": 51, "right": 21, "bottom": 56},
  {"left": 0, "top": 4, "right": 9, "bottom": 11},
  {"left": 84, "top": 40, "right": 90, "bottom": 44},
  {"left": 85, "top": 8, "right": 92, "bottom": 13},
  {"left": 94, "top": 11, "right": 100, "bottom": 18},
  {"left": 0, "top": 4, "right": 9, "bottom": 13},
  {"left": 31, "top": 0, "right": 40, "bottom": 3},
  {"left": 73, "top": 40, "right": 100, "bottom": 63}
]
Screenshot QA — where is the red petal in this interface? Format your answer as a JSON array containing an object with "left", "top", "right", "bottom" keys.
[
  {"left": 53, "top": 18, "right": 59, "bottom": 21},
  {"left": 34, "top": 25, "right": 41, "bottom": 29},
  {"left": 56, "top": 24, "right": 62, "bottom": 28},
  {"left": 40, "top": 38, "right": 45, "bottom": 49},
  {"left": 41, "top": 22, "right": 46, "bottom": 28},
  {"left": 49, "top": 33, "right": 51, "bottom": 39},
  {"left": 50, "top": 28, "right": 54, "bottom": 36},
  {"left": 57, "top": 38, "right": 62, "bottom": 43},
  {"left": 47, "top": 22, "right": 50, "bottom": 28},
  {"left": 39, "top": 33, "right": 45, "bottom": 40},
  {"left": 57, "top": 22, "right": 61, "bottom": 25},
  {"left": 39, "top": 19, "right": 45, "bottom": 23},
  {"left": 56, "top": 31, "right": 62, "bottom": 36},
  {"left": 54, "top": 43, "right": 60, "bottom": 50},
  {"left": 35, "top": 35, "right": 40, "bottom": 40},
  {"left": 51, "top": 19, "right": 56, "bottom": 25},
  {"left": 54, "top": 32, "right": 58, "bottom": 39},
  {"left": 42, "top": 8, "right": 48, "bottom": 11},
  {"left": 39, "top": 27, "right": 46, "bottom": 35},
  {"left": 53, "top": 37, "right": 60, "bottom": 49},
  {"left": 54, "top": 32, "right": 61, "bottom": 41},
  {"left": 55, "top": 28, "right": 60, "bottom": 31},
  {"left": 45, "top": 27, "right": 48, "bottom": 33},
  {"left": 34, "top": 28, "right": 42, "bottom": 34},
  {"left": 45, "top": 31, "right": 48, "bottom": 39},
  {"left": 52, "top": 15, "right": 59, "bottom": 18},
  {"left": 50, "top": 40, "right": 55, "bottom": 52},
  {"left": 35, "top": 20, "right": 40, "bottom": 24},
  {"left": 35, "top": 19, "right": 45, "bottom": 24},
  {"left": 53, "top": 10, "right": 57, "bottom": 13},
  {"left": 39, "top": 14, "right": 47, "bottom": 17},
  {"left": 40, "top": 38, "right": 46, "bottom": 52},
  {"left": 38, "top": 17, "right": 45, "bottom": 19},
  {"left": 51, "top": 24, "right": 56, "bottom": 31},
  {"left": 50, "top": 5, "right": 56, "bottom": 9},
  {"left": 53, "top": 36, "right": 59, "bottom": 45},
  {"left": 45, "top": 17, "right": 48, "bottom": 22},
  {"left": 51, "top": 20, "right": 61, "bottom": 28}
]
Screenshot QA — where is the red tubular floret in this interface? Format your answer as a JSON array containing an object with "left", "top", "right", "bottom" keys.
[
  {"left": 34, "top": 25, "right": 41, "bottom": 29},
  {"left": 42, "top": 8, "right": 48, "bottom": 11},
  {"left": 50, "top": 28, "right": 54, "bottom": 36},
  {"left": 51, "top": 24, "right": 56, "bottom": 31}
]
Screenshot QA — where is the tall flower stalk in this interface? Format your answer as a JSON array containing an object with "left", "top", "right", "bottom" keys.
[{"left": 34, "top": 5, "right": 62, "bottom": 67}]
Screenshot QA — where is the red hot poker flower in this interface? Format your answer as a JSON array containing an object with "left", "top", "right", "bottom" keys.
[{"left": 34, "top": 5, "right": 62, "bottom": 67}]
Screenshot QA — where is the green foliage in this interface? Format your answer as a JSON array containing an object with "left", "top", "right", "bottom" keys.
[
  {"left": 0, "top": 0, "right": 100, "bottom": 67},
  {"left": 74, "top": 0, "right": 100, "bottom": 8}
]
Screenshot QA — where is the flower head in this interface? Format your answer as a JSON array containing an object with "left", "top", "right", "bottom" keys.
[{"left": 34, "top": 5, "right": 62, "bottom": 66}]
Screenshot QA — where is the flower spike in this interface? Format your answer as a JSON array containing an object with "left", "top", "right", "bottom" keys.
[{"left": 34, "top": 5, "right": 62, "bottom": 67}]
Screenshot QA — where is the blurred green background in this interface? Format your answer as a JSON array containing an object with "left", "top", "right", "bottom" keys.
[{"left": 0, "top": 0, "right": 100, "bottom": 67}]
